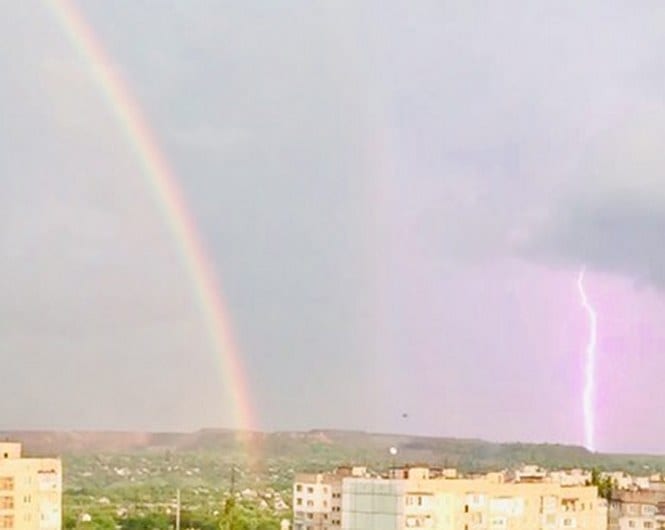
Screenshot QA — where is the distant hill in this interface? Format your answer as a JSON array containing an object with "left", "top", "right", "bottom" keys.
[{"left": 2, "top": 429, "right": 665, "bottom": 474}]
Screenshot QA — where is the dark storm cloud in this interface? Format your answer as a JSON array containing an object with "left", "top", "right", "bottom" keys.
[
  {"left": 523, "top": 195, "right": 665, "bottom": 288},
  {"left": 519, "top": 101, "right": 665, "bottom": 288}
]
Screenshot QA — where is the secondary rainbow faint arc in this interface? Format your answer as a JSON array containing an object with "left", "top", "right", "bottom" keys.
[{"left": 46, "top": 0, "right": 256, "bottom": 431}]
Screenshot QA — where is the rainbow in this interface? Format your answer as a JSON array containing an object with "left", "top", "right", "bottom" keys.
[{"left": 46, "top": 0, "right": 256, "bottom": 432}]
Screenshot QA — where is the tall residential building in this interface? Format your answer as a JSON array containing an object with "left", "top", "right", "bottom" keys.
[
  {"left": 295, "top": 465, "right": 607, "bottom": 530},
  {"left": 0, "top": 443, "right": 62, "bottom": 530},
  {"left": 608, "top": 490, "right": 665, "bottom": 530},
  {"left": 293, "top": 467, "right": 370, "bottom": 530},
  {"left": 346, "top": 468, "right": 607, "bottom": 530}
]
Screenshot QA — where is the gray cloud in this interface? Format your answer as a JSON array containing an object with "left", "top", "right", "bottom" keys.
[
  {"left": 523, "top": 195, "right": 665, "bottom": 287},
  {"left": 519, "top": 102, "right": 665, "bottom": 287},
  {"left": 2, "top": 0, "right": 665, "bottom": 449}
]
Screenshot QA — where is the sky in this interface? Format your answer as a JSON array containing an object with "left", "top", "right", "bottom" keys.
[{"left": 1, "top": 1, "right": 665, "bottom": 453}]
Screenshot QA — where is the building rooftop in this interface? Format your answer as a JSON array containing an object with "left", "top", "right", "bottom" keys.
[{"left": 0, "top": 442, "right": 22, "bottom": 459}]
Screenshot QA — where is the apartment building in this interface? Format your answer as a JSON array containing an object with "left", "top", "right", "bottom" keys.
[
  {"left": 603, "top": 473, "right": 651, "bottom": 492},
  {"left": 293, "top": 467, "right": 370, "bottom": 530},
  {"left": 0, "top": 443, "right": 62, "bottom": 530},
  {"left": 548, "top": 470, "right": 593, "bottom": 488},
  {"left": 608, "top": 490, "right": 665, "bottom": 530},
  {"left": 295, "top": 465, "right": 607, "bottom": 530}
]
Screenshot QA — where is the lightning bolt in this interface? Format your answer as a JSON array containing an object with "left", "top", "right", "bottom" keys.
[{"left": 577, "top": 267, "right": 597, "bottom": 452}]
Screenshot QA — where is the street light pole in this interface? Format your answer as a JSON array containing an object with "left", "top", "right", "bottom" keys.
[{"left": 176, "top": 489, "right": 181, "bottom": 530}]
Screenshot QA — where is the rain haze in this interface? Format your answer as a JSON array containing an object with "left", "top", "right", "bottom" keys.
[{"left": 2, "top": 1, "right": 665, "bottom": 454}]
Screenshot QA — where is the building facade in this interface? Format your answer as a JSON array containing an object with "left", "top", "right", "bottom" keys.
[
  {"left": 293, "top": 467, "right": 369, "bottom": 530},
  {"left": 295, "top": 466, "right": 607, "bottom": 530},
  {"left": 608, "top": 490, "right": 665, "bottom": 530},
  {"left": 342, "top": 478, "right": 406, "bottom": 530},
  {"left": 0, "top": 443, "right": 62, "bottom": 530}
]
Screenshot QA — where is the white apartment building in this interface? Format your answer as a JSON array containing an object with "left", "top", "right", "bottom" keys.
[
  {"left": 548, "top": 470, "right": 593, "bottom": 487},
  {"left": 293, "top": 467, "right": 370, "bottom": 530}
]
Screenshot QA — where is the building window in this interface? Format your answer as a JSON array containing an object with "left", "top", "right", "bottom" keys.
[
  {"left": 0, "top": 515, "right": 13, "bottom": 529},
  {"left": 0, "top": 497, "right": 13, "bottom": 510},
  {"left": 307, "top": 500, "right": 314, "bottom": 507},
  {"left": 628, "top": 522, "right": 635, "bottom": 528},
  {"left": 296, "top": 498, "right": 303, "bottom": 506},
  {"left": 296, "top": 485, "right": 302, "bottom": 492},
  {"left": 307, "top": 487, "right": 314, "bottom": 494},
  {"left": 644, "top": 523, "right": 653, "bottom": 529}
]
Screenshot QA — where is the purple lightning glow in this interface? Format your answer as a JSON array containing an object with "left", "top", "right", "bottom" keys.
[{"left": 577, "top": 267, "right": 597, "bottom": 452}]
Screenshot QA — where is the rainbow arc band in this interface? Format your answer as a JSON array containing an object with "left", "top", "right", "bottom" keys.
[{"left": 47, "top": 0, "right": 256, "bottom": 433}]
